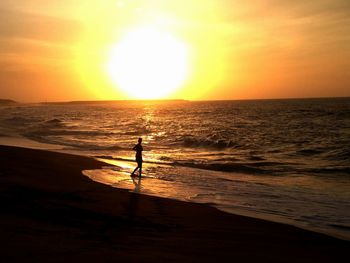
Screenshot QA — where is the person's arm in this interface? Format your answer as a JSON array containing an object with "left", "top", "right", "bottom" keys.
[{"left": 132, "top": 145, "right": 136, "bottom": 151}]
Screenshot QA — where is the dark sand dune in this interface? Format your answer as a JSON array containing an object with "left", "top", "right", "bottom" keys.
[{"left": 0, "top": 145, "right": 348, "bottom": 262}]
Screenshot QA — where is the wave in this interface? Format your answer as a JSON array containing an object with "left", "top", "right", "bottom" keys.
[
  {"left": 296, "top": 149, "right": 324, "bottom": 156},
  {"left": 4, "top": 116, "right": 41, "bottom": 125},
  {"left": 173, "top": 161, "right": 270, "bottom": 174},
  {"left": 174, "top": 160, "right": 315, "bottom": 176},
  {"left": 248, "top": 155, "right": 265, "bottom": 161},
  {"left": 181, "top": 137, "right": 238, "bottom": 149},
  {"left": 328, "top": 224, "right": 350, "bottom": 231},
  {"left": 326, "top": 149, "right": 350, "bottom": 162},
  {"left": 304, "top": 166, "right": 350, "bottom": 175},
  {"left": 44, "top": 118, "right": 63, "bottom": 125},
  {"left": 23, "top": 133, "right": 124, "bottom": 151},
  {"left": 120, "top": 129, "right": 153, "bottom": 136},
  {"left": 95, "top": 153, "right": 350, "bottom": 176},
  {"left": 93, "top": 154, "right": 267, "bottom": 174},
  {"left": 76, "top": 144, "right": 124, "bottom": 151},
  {"left": 3, "top": 117, "right": 64, "bottom": 129},
  {"left": 24, "top": 129, "right": 117, "bottom": 137},
  {"left": 93, "top": 154, "right": 298, "bottom": 175}
]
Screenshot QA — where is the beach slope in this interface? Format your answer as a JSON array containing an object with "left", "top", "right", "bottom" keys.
[{"left": 0, "top": 145, "right": 347, "bottom": 262}]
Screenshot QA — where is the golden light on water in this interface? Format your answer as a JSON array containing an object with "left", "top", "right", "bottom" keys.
[{"left": 106, "top": 27, "right": 190, "bottom": 99}]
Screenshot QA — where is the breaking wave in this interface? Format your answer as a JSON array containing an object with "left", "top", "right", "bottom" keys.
[{"left": 181, "top": 136, "right": 238, "bottom": 149}]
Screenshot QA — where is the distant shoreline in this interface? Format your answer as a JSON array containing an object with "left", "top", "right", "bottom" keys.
[
  {"left": 0, "top": 99, "right": 17, "bottom": 104},
  {"left": 1, "top": 96, "right": 349, "bottom": 105}
]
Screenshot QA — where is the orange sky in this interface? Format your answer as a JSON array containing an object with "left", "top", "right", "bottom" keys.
[{"left": 0, "top": 0, "right": 349, "bottom": 102}]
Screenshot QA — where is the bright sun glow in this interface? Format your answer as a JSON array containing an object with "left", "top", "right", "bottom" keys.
[{"left": 107, "top": 27, "right": 189, "bottom": 99}]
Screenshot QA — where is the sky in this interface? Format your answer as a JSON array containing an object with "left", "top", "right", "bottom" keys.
[{"left": 0, "top": 0, "right": 349, "bottom": 102}]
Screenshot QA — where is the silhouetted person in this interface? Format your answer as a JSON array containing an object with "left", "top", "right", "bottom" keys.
[{"left": 131, "top": 138, "right": 143, "bottom": 177}]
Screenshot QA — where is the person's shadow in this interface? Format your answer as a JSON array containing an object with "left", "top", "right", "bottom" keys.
[
  {"left": 131, "top": 176, "right": 142, "bottom": 193},
  {"left": 128, "top": 176, "right": 142, "bottom": 219}
]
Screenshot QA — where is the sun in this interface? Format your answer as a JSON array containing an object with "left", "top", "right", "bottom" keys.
[{"left": 107, "top": 27, "right": 189, "bottom": 99}]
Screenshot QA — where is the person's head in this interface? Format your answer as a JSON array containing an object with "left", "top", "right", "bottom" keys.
[{"left": 138, "top": 137, "right": 142, "bottom": 144}]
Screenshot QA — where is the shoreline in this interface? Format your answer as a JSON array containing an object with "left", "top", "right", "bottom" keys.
[
  {"left": 0, "top": 145, "right": 348, "bottom": 262},
  {"left": 88, "top": 157, "right": 349, "bottom": 241},
  {"left": 86, "top": 155, "right": 350, "bottom": 241},
  {"left": 0, "top": 136, "right": 349, "bottom": 241}
]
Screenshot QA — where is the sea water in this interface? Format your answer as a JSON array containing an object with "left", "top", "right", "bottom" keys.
[{"left": 0, "top": 98, "right": 349, "bottom": 240}]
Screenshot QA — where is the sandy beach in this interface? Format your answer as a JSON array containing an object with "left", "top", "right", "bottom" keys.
[{"left": 0, "top": 145, "right": 348, "bottom": 262}]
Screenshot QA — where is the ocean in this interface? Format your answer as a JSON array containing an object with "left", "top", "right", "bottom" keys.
[{"left": 0, "top": 98, "right": 349, "bottom": 240}]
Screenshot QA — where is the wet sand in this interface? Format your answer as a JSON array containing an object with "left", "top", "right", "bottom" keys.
[{"left": 0, "top": 145, "right": 348, "bottom": 262}]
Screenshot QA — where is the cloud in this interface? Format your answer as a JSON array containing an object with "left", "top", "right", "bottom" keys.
[
  {"left": 0, "top": 8, "right": 83, "bottom": 43},
  {"left": 0, "top": 8, "right": 84, "bottom": 72}
]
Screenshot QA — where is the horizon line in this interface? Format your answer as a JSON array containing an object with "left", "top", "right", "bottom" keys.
[{"left": 1, "top": 95, "right": 350, "bottom": 104}]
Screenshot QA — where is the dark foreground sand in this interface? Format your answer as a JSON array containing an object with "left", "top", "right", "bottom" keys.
[{"left": 0, "top": 145, "right": 348, "bottom": 262}]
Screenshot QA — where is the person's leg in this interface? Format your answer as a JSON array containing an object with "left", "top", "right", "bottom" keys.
[
  {"left": 138, "top": 162, "right": 142, "bottom": 177},
  {"left": 131, "top": 166, "right": 139, "bottom": 176}
]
